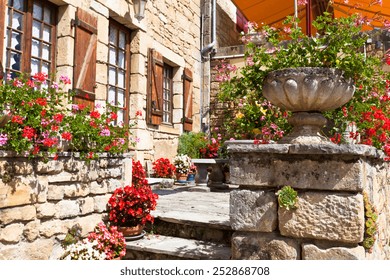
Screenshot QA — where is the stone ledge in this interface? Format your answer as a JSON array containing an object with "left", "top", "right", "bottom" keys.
[{"left": 226, "top": 141, "right": 383, "bottom": 159}]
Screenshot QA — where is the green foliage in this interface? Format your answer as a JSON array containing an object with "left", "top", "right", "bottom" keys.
[
  {"left": 362, "top": 192, "right": 378, "bottom": 252},
  {"left": 177, "top": 132, "right": 208, "bottom": 158},
  {"left": 216, "top": 5, "right": 390, "bottom": 153},
  {"left": 276, "top": 185, "right": 298, "bottom": 210}
]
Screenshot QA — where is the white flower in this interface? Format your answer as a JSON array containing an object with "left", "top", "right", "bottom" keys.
[{"left": 62, "top": 239, "right": 106, "bottom": 260}]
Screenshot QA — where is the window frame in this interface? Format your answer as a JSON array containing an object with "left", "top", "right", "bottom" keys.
[
  {"left": 107, "top": 19, "right": 131, "bottom": 126},
  {"left": 4, "top": 0, "right": 57, "bottom": 77},
  {"left": 162, "top": 63, "right": 173, "bottom": 124}
]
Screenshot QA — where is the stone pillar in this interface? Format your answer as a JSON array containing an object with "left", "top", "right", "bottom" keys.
[{"left": 227, "top": 141, "right": 390, "bottom": 260}]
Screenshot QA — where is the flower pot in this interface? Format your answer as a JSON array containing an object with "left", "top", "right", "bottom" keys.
[
  {"left": 175, "top": 172, "right": 188, "bottom": 183},
  {"left": 263, "top": 67, "right": 355, "bottom": 144},
  {"left": 118, "top": 224, "right": 145, "bottom": 238}
]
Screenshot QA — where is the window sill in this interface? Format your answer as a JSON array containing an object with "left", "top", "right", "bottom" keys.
[{"left": 158, "top": 124, "right": 180, "bottom": 135}]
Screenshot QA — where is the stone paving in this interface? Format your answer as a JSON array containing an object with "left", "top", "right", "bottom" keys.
[{"left": 151, "top": 186, "right": 232, "bottom": 228}]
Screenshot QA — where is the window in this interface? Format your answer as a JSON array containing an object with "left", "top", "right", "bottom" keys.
[
  {"left": 147, "top": 48, "right": 193, "bottom": 130},
  {"left": 4, "top": 0, "right": 56, "bottom": 77},
  {"left": 162, "top": 64, "right": 173, "bottom": 124},
  {"left": 107, "top": 20, "right": 131, "bottom": 125}
]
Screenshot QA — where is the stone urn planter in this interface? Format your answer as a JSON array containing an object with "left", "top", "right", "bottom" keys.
[{"left": 262, "top": 67, "right": 355, "bottom": 144}]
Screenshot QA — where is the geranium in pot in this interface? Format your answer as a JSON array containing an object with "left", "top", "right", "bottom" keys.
[{"left": 107, "top": 160, "right": 158, "bottom": 238}]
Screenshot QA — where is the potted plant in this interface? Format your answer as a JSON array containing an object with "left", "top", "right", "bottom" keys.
[
  {"left": 152, "top": 158, "right": 176, "bottom": 178},
  {"left": 173, "top": 154, "right": 191, "bottom": 182},
  {"left": 216, "top": 1, "right": 390, "bottom": 154},
  {"left": 107, "top": 160, "right": 158, "bottom": 237}
]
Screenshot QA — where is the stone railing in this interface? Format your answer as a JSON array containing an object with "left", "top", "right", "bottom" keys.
[
  {"left": 0, "top": 151, "right": 133, "bottom": 260},
  {"left": 227, "top": 141, "right": 390, "bottom": 260}
]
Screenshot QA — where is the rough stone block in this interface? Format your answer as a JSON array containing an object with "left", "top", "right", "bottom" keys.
[
  {"left": 47, "top": 172, "right": 79, "bottom": 183},
  {"left": 13, "top": 161, "right": 33, "bottom": 175},
  {"left": 230, "top": 189, "right": 277, "bottom": 232},
  {"left": 64, "top": 183, "right": 90, "bottom": 197},
  {"left": 279, "top": 192, "right": 364, "bottom": 243},
  {"left": 0, "top": 224, "right": 24, "bottom": 243},
  {"left": 302, "top": 244, "right": 366, "bottom": 260},
  {"left": 0, "top": 178, "right": 38, "bottom": 208},
  {"left": 75, "top": 214, "right": 104, "bottom": 236},
  {"left": 47, "top": 184, "right": 64, "bottom": 201},
  {"left": 231, "top": 232, "right": 300, "bottom": 260},
  {"left": 56, "top": 200, "right": 80, "bottom": 219},
  {"left": 64, "top": 160, "right": 83, "bottom": 172},
  {"left": 106, "top": 179, "right": 122, "bottom": 192},
  {"left": 36, "top": 203, "right": 56, "bottom": 218},
  {"left": 272, "top": 158, "right": 365, "bottom": 191},
  {"left": 79, "top": 197, "right": 95, "bottom": 215},
  {"left": 23, "top": 220, "right": 40, "bottom": 242},
  {"left": 40, "top": 220, "right": 71, "bottom": 238},
  {"left": 93, "top": 194, "right": 111, "bottom": 213},
  {"left": 90, "top": 181, "right": 108, "bottom": 194},
  {"left": 23, "top": 239, "right": 54, "bottom": 260},
  {"left": 36, "top": 161, "right": 64, "bottom": 175},
  {"left": 0, "top": 205, "right": 36, "bottom": 225}
]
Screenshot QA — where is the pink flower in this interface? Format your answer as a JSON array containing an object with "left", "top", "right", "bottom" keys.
[
  {"left": 246, "top": 56, "right": 254, "bottom": 66},
  {"left": 298, "top": 0, "right": 307, "bottom": 6},
  {"left": 0, "top": 134, "right": 8, "bottom": 146},
  {"left": 59, "top": 75, "right": 71, "bottom": 84}
]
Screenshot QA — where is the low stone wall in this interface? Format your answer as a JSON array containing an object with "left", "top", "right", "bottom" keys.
[
  {"left": 0, "top": 151, "right": 133, "bottom": 260},
  {"left": 227, "top": 141, "right": 390, "bottom": 260}
]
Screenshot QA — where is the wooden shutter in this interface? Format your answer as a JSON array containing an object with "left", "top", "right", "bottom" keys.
[
  {"left": 72, "top": 8, "right": 97, "bottom": 109},
  {"left": 147, "top": 48, "right": 163, "bottom": 125},
  {"left": 182, "top": 68, "right": 193, "bottom": 131},
  {"left": 0, "top": 0, "right": 5, "bottom": 80}
]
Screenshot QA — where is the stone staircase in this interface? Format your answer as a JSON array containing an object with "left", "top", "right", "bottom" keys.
[{"left": 123, "top": 188, "right": 233, "bottom": 260}]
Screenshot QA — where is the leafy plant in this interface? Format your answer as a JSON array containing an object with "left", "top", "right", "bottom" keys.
[
  {"left": 362, "top": 192, "right": 378, "bottom": 252},
  {"left": 276, "top": 185, "right": 298, "bottom": 210},
  {"left": 215, "top": 1, "right": 390, "bottom": 157},
  {"left": 177, "top": 132, "right": 208, "bottom": 158}
]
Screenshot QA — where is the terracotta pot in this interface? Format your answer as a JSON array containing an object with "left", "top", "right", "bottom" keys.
[
  {"left": 118, "top": 224, "right": 144, "bottom": 237},
  {"left": 175, "top": 173, "right": 187, "bottom": 182}
]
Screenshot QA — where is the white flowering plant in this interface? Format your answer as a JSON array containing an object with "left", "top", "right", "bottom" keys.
[
  {"left": 61, "top": 239, "right": 107, "bottom": 260},
  {"left": 173, "top": 154, "right": 191, "bottom": 174}
]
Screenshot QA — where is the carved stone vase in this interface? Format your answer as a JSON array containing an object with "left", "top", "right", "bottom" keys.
[{"left": 262, "top": 67, "right": 355, "bottom": 144}]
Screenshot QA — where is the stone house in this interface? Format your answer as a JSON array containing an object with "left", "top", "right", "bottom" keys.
[{"left": 0, "top": 0, "right": 243, "bottom": 164}]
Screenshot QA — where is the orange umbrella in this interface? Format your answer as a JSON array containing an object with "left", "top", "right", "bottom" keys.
[{"left": 232, "top": 0, "right": 390, "bottom": 30}]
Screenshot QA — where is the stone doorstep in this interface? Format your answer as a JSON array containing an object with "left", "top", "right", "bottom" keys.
[{"left": 125, "top": 234, "right": 231, "bottom": 260}]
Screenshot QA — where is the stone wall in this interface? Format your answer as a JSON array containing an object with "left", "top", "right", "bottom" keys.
[
  {"left": 227, "top": 141, "right": 390, "bottom": 260},
  {"left": 0, "top": 152, "right": 132, "bottom": 260}
]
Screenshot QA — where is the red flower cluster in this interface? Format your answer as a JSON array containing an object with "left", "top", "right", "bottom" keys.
[
  {"left": 199, "top": 138, "right": 220, "bottom": 158},
  {"left": 152, "top": 158, "right": 176, "bottom": 178},
  {"left": 107, "top": 160, "right": 158, "bottom": 227}
]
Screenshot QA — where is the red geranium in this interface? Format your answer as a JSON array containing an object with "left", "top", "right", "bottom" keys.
[
  {"left": 107, "top": 160, "right": 158, "bottom": 227},
  {"left": 152, "top": 158, "right": 176, "bottom": 178}
]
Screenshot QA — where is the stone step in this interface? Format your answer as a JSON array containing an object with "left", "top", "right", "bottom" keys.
[
  {"left": 152, "top": 218, "right": 233, "bottom": 244},
  {"left": 124, "top": 234, "right": 231, "bottom": 260}
]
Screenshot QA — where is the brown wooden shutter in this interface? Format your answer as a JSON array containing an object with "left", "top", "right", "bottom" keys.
[
  {"left": 72, "top": 8, "right": 97, "bottom": 109},
  {"left": 182, "top": 68, "right": 193, "bottom": 131},
  {"left": 147, "top": 48, "right": 163, "bottom": 125},
  {"left": 0, "top": 0, "right": 6, "bottom": 80}
]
